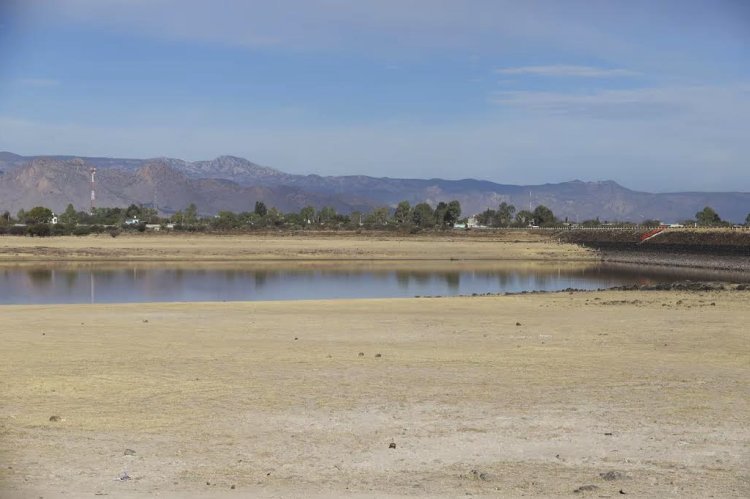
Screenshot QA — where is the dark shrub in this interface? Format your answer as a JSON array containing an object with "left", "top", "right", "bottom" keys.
[
  {"left": 28, "top": 224, "right": 51, "bottom": 237},
  {"left": 51, "top": 224, "right": 69, "bottom": 236},
  {"left": 73, "top": 226, "right": 92, "bottom": 236}
]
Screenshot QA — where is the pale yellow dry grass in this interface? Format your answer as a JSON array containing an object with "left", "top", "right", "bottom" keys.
[
  {"left": 1, "top": 291, "right": 748, "bottom": 497},
  {"left": 0, "top": 231, "right": 593, "bottom": 262}
]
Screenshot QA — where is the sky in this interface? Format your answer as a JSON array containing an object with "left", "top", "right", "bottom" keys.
[{"left": 0, "top": 0, "right": 748, "bottom": 192}]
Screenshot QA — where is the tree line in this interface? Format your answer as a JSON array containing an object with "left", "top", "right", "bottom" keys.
[
  {"left": 474, "top": 202, "right": 559, "bottom": 227},
  {"left": 0, "top": 199, "right": 464, "bottom": 236},
  {"left": 1, "top": 201, "right": 747, "bottom": 237}
]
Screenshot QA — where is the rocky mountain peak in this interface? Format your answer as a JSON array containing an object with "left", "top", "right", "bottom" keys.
[{"left": 0, "top": 152, "right": 747, "bottom": 222}]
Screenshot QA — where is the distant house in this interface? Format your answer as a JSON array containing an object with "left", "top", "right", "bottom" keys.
[
  {"left": 124, "top": 218, "right": 140, "bottom": 225},
  {"left": 454, "top": 216, "right": 482, "bottom": 229},
  {"left": 50, "top": 215, "right": 58, "bottom": 225}
]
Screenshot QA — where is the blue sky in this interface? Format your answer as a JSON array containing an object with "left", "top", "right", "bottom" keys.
[{"left": 0, "top": 0, "right": 748, "bottom": 192}]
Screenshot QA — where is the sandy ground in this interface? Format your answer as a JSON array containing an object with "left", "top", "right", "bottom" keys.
[
  {"left": 0, "top": 231, "right": 593, "bottom": 262},
  {"left": 1, "top": 291, "right": 748, "bottom": 498}
]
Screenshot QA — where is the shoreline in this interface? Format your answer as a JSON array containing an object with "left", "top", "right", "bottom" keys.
[
  {"left": 599, "top": 249, "right": 750, "bottom": 273},
  {"left": 0, "top": 232, "right": 747, "bottom": 275}
]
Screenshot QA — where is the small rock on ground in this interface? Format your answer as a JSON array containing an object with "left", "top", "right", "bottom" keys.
[
  {"left": 600, "top": 470, "right": 628, "bottom": 481},
  {"left": 573, "top": 484, "right": 599, "bottom": 493}
]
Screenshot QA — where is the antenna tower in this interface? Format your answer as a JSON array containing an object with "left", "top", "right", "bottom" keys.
[{"left": 90, "top": 167, "right": 96, "bottom": 214}]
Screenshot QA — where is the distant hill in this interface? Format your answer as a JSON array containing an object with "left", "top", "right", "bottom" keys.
[{"left": 1, "top": 152, "right": 748, "bottom": 222}]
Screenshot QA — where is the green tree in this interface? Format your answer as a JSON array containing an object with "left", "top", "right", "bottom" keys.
[
  {"left": 433, "top": 202, "right": 448, "bottom": 227},
  {"left": 317, "top": 206, "right": 337, "bottom": 224},
  {"left": 125, "top": 204, "right": 142, "bottom": 219},
  {"left": 16, "top": 208, "right": 26, "bottom": 223},
  {"left": 0, "top": 211, "right": 10, "bottom": 226},
  {"left": 140, "top": 207, "right": 159, "bottom": 224},
  {"left": 746, "top": 213, "right": 750, "bottom": 226},
  {"left": 514, "top": 210, "right": 534, "bottom": 226},
  {"left": 90, "top": 207, "right": 124, "bottom": 225},
  {"left": 532, "top": 205, "right": 556, "bottom": 226},
  {"left": 412, "top": 203, "right": 435, "bottom": 228},
  {"left": 266, "top": 207, "right": 284, "bottom": 226},
  {"left": 184, "top": 203, "right": 198, "bottom": 224},
  {"left": 476, "top": 209, "right": 496, "bottom": 227},
  {"left": 300, "top": 206, "right": 315, "bottom": 224},
  {"left": 27, "top": 223, "right": 51, "bottom": 237},
  {"left": 695, "top": 206, "right": 722, "bottom": 226},
  {"left": 496, "top": 202, "right": 516, "bottom": 227},
  {"left": 254, "top": 201, "right": 268, "bottom": 217},
  {"left": 59, "top": 203, "right": 79, "bottom": 225},
  {"left": 394, "top": 201, "right": 411, "bottom": 224},
  {"left": 212, "top": 210, "right": 240, "bottom": 230},
  {"left": 364, "top": 207, "right": 389, "bottom": 226},
  {"left": 443, "top": 200, "right": 461, "bottom": 227},
  {"left": 349, "top": 211, "right": 363, "bottom": 227},
  {"left": 26, "top": 206, "right": 54, "bottom": 225},
  {"left": 581, "top": 218, "right": 601, "bottom": 227}
]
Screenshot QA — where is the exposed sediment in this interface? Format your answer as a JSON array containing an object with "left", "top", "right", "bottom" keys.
[
  {"left": 557, "top": 229, "right": 750, "bottom": 272},
  {"left": 2, "top": 291, "right": 749, "bottom": 498}
]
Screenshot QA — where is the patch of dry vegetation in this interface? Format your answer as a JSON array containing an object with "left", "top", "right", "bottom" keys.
[{"left": 0, "top": 231, "right": 594, "bottom": 262}]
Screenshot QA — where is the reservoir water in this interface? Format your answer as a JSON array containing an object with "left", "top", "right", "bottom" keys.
[{"left": 0, "top": 261, "right": 746, "bottom": 305}]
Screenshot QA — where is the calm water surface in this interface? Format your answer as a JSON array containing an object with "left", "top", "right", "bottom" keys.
[{"left": 0, "top": 262, "right": 746, "bottom": 305}]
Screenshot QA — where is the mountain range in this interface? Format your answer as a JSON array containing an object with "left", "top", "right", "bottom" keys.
[{"left": 1, "top": 151, "right": 748, "bottom": 223}]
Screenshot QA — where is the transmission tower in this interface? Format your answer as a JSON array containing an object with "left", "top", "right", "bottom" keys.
[{"left": 90, "top": 167, "right": 97, "bottom": 214}]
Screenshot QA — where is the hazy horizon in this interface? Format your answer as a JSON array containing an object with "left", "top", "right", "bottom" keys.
[{"left": 1, "top": 1, "right": 748, "bottom": 192}]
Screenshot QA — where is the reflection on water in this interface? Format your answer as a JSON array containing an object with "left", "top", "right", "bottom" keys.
[{"left": 0, "top": 262, "right": 746, "bottom": 305}]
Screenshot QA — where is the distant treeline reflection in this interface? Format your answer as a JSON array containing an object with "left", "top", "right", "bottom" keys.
[{"left": 1, "top": 263, "right": 747, "bottom": 305}]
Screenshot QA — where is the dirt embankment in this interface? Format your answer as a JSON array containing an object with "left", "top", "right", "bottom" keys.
[{"left": 557, "top": 229, "right": 750, "bottom": 271}]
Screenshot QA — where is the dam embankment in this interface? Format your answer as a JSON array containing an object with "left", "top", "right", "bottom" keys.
[{"left": 557, "top": 228, "right": 750, "bottom": 271}]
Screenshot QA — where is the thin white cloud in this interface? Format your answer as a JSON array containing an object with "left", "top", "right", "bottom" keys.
[
  {"left": 10, "top": 0, "right": 748, "bottom": 79},
  {"left": 490, "top": 85, "right": 750, "bottom": 121},
  {"left": 496, "top": 65, "right": 638, "bottom": 77},
  {"left": 17, "top": 78, "right": 60, "bottom": 88}
]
